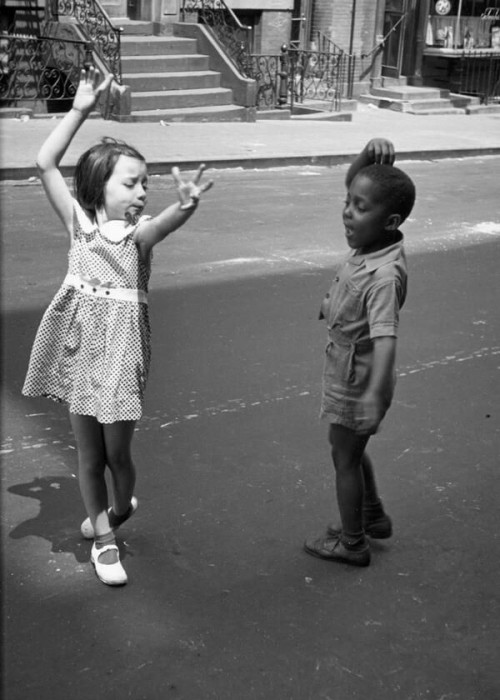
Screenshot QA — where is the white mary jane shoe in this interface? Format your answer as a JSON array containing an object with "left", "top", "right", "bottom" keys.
[
  {"left": 91, "top": 543, "right": 128, "bottom": 586},
  {"left": 81, "top": 497, "right": 138, "bottom": 539}
]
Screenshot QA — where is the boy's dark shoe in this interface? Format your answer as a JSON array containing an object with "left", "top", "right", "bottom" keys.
[
  {"left": 304, "top": 535, "right": 371, "bottom": 567},
  {"left": 327, "top": 513, "right": 393, "bottom": 540}
]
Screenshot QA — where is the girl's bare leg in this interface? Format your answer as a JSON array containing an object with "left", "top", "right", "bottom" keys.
[
  {"left": 103, "top": 420, "right": 136, "bottom": 521},
  {"left": 70, "top": 412, "right": 110, "bottom": 534},
  {"left": 328, "top": 424, "right": 370, "bottom": 543},
  {"left": 70, "top": 413, "right": 118, "bottom": 564}
]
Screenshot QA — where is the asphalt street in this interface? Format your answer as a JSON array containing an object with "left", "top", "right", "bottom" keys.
[{"left": 2, "top": 157, "right": 500, "bottom": 699}]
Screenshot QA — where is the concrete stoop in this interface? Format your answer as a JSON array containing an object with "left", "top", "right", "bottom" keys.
[
  {"left": 360, "top": 85, "right": 480, "bottom": 115},
  {"left": 114, "top": 22, "right": 248, "bottom": 122}
]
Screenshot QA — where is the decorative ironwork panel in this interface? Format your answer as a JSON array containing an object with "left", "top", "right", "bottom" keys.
[
  {"left": 181, "top": 0, "right": 251, "bottom": 76},
  {"left": 288, "top": 49, "right": 347, "bottom": 109},
  {"left": 0, "top": 34, "right": 88, "bottom": 106},
  {"left": 247, "top": 54, "right": 280, "bottom": 110},
  {"left": 51, "top": 0, "right": 122, "bottom": 80}
]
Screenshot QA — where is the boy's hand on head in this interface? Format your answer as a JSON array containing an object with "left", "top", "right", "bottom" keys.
[
  {"left": 172, "top": 163, "right": 214, "bottom": 211},
  {"left": 365, "top": 138, "right": 395, "bottom": 166},
  {"left": 73, "top": 67, "right": 113, "bottom": 116}
]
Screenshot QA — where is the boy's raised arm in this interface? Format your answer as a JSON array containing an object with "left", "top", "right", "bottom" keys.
[{"left": 345, "top": 138, "right": 395, "bottom": 189}]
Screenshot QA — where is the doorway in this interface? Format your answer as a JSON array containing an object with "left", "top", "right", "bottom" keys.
[{"left": 382, "top": 0, "right": 409, "bottom": 79}]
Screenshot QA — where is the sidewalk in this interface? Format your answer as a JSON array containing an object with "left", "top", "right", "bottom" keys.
[{"left": 1, "top": 103, "right": 500, "bottom": 179}]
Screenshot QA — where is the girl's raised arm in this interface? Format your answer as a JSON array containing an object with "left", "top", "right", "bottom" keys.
[
  {"left": 135, "top": 164, "right": 213, "bottom": 257},
  {"left": 37, "top": 68, "right": 112, "bottom": 235}
]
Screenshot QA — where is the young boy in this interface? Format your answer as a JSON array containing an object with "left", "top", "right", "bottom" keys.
[{"left": 304, "top": 138, "right": 416, "bottom": 567}]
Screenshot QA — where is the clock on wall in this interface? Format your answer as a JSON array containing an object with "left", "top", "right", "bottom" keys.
[{"left": 435, "top": 0, "right": 452, "bottom": 14}]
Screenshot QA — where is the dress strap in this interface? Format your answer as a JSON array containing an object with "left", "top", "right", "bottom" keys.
[{"left": 64, "top": 274, "right": 148, "bottom": 305}]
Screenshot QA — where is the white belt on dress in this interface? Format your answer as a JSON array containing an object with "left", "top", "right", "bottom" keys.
[{"left": 64, "top": 274, "right": 148, "bottom": 305}]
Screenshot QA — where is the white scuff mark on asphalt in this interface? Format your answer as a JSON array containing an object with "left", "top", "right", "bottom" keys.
[
  {"left": 470, "top": 221, "right": 500, "bottom": 236},
  {"left": 398, "top": 346, "right": 500, "bottom": 377},
  {"left": 156, "top": 385, "right": 314, "bottom": 429}
]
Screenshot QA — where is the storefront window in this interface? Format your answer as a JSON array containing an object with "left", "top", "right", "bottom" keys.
[{"left": 425, "top": 0, "right": 500, "bottom": 51}]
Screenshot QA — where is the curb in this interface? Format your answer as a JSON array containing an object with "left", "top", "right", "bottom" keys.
[{"left": 2, "top": 147, "right": 500, "bottom": 181}]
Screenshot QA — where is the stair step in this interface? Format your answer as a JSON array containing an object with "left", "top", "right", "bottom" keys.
[
  {"left": 121, "top": 35, "right": 198, "bottom": 56},
  {"left": 121, "top": 54, "right": 210, "bottom": 72},
  {"left": 115, "top": 104, "right": 248, "bottom": 123},
  {"left": 114, "top": 19, "right": 155, "bottom": 35},
  {"left": 370, "top": 86, "right": 447, "bottom": 101},
  {"left": 407, "top": 106, "right": 467, "bottom": 115},
  {"left": 130, "top": 87, "right": 234, "bottom": 111},
  {"left": 123, "top": 71, "right": 221, "bottom": 91}
]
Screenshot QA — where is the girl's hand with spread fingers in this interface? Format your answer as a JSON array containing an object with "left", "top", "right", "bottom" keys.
[
  {"left": 73, "top": 67, "right": 113, "bottom": 117},
  {"left": 171, "top": 164, "right": 214, "bottom": 211}
]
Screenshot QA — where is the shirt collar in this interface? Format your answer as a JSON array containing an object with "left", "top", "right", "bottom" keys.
[{"left": 348, "top": 233, "right": 404, "bottom": 272}]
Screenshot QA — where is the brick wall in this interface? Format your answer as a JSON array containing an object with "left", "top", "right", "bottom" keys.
[{"left": 311, "top": 0, "right": 377, "bottom": 55}]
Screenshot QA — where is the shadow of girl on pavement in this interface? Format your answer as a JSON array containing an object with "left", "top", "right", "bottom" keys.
[{"left": 8, "top": 475, "right": 92, "bottom": 563}]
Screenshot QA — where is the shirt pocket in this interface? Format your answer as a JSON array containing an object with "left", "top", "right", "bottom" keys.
[{"left": 330, "top": 280, "right": 362, "bottom": 325}]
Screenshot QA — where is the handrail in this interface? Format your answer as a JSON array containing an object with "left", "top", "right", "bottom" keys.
[
  {"left": 314, "top": 30, "right": 344, "bottom": 56},
  {"left": 361, "top": 11, "right": 407, "bottom": 59},
  {"left": 180, "top": 0, "right": 251, "bottom": 77},
  {"left": 181, "top": 0, "right": 250, "bottom": 33},
  {"left": 48, "top": 0, "right": 122, "bottom": 81}
]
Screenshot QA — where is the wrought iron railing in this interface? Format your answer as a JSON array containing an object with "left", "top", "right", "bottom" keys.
[
  {"left": 458, "top": 50, "right": 500, "bottom": 105},
  {"left": 181, "top": 0, "right": 251, "bottom": 76},
  {"left": 0, "top": 33, "right": 90, "bottom": 109},
  {"left": 48, "top": 0, "right": 122, "bottom": 81},
  {"left": 246, "top": 46, "right": 352, "bottom": 112}
]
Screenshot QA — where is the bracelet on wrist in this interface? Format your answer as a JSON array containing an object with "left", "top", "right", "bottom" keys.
[{"left": 179, "top": 197, "right": 199, "bottom": 211}]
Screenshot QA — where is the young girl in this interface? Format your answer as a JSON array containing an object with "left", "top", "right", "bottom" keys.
[
  {"left": 304, "top": 139, "right": 416, "bottom": 567},
  {"left": 22, "top": 68, "right": 212, "bottom": 586}
]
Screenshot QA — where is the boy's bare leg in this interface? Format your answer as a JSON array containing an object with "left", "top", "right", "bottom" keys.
[{"left": 329, "top": 424, "right": 369, "bottom": 544}]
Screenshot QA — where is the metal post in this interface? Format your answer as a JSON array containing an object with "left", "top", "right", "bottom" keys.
[
  {"left": 278, "top": 43, "right": 289, "bottom": 109},
  {"left": 347, "top": 0, "right": 357, "bottom": 98}
]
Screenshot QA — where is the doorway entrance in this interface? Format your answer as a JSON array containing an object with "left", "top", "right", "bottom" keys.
[{"left": 382, "top": 0, "right": 409, "bottom": 79}]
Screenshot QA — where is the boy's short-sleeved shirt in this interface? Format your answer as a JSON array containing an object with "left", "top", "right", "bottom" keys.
[
  {"left": 319, "top": 234, "right": 407, "bottom": 430},
  {"left": 320, "top": 235, "right": 407, "bottom": 344}
]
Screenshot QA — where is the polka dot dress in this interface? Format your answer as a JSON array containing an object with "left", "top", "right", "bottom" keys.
[{"left": 23, "top": 201, "right": 152, "bottom": 423}]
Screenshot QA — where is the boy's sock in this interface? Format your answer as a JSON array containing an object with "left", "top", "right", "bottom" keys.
[
  {"left": 108, "top": 503, "right": 134, "bottom": 529},
  {"left": 340, "top": 530, "right": 367, "bottom": 550},
  {"left": 363, "top": 499, "right": 386, "bottom": 521}
]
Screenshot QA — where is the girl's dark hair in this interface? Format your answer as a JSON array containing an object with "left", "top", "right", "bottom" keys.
[
  {"left": 357, "top": 163, "right": 416, "bottom": 224},
  {"left": 73, "top": 137, "right": 146, "bottom": 214}
]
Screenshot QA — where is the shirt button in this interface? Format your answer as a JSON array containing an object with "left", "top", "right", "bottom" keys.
[
  {"left": 326, "top": 293, "right": 330, "bottom": 298},
  {"left": 106, "top": 291, "right": 110, "bottom": 295},
  {"left": 92, "top": 288, "right": 96, "bottom": 292}
]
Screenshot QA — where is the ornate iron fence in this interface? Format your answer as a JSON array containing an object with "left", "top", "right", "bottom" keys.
[
  {"left": 0, "top": 33, "right": 91, "bottom": 109},
  {"left": 48, "top": 0, "right": 122, "bottom": 81},
  {"left": 458, "top": 51, "right": 500, "bottom": 105},
  {"left": 246, "top": 46, "right": 352, "bottom": 112},
  {"left": 181, "top": 0, "right": 251, "bottom": 76}
]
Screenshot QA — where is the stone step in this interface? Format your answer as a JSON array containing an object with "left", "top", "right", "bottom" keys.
[
  {"left": 123, "top": 71, "right": 221, "bottom": 91},
  {"left": 115, "top": 104, "right": 248, "bottom": 123},
  {"left": 407, "top": 106, "right": 467, "bottom": 115},
  {"left": 370, "top": 85, "right": 448, "bottom": 101},
  {"left": 121, "top": 53, "right": 210, "bottom": 72},
  {"left": 114, "top": 19, "right": 155, "bottom": 35},
  {"left": 121, "top": 35, "right": 198, "bottom": 56},
  {"left": 130, "top": 87, "right": 234, "bottom": 111}
]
